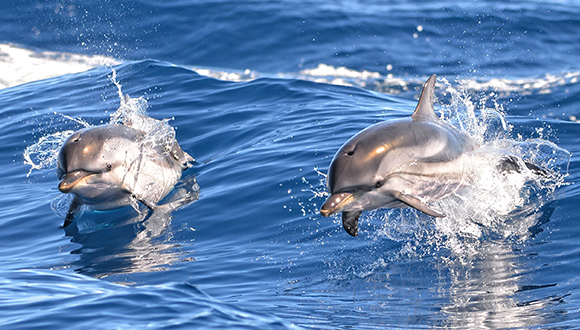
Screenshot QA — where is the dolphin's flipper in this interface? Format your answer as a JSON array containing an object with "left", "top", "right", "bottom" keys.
[
  {"left": 132, "top": 195, "right": 157, "bottom": 211},
  {"left": 124, "top": 187, "right": 158, "bottom": 212},
  {"left": 395, "top": 192, "right": 446, "bottom": 218},
  {"left": 155, "top": 175, "right": 200, "bottom": 212},
  {"left": 342, "top": 211, "right": 362, "bottom": 237},
  {"left": 62, "top": 196, "right": 83, "bottom": 228},
  {"left": 138, "top": 197, "right": 157, "bottom": 210},
  {"left": 412, "top": 74, "right": 439, "bottom": 122}
]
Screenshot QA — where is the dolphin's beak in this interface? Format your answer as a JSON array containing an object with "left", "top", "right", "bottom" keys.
[
  {"left": 58, "top": 170, "right": 92, "bottom": 193},
  {"left": 320, "top": 192, "right": 354, "bottom": 217}
]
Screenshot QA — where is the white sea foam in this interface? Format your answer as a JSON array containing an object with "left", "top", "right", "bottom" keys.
[
  {"left": 2, "top": 43, "right": 578, "bottom": 100},
  {"left": 192, "top": 62, "right": 580, "bottom": 97},
  {"left": 296, "top": 63, "right": 580, "bottom": 96},
  {"left": 0, "top": 43, "right": 118, "bottom": 89},
  {"left": 192, "top": 67, "right": 259, "bottom": 82},
  {"left": 299, "top": 63, "right": 382, "bottom": 80}
]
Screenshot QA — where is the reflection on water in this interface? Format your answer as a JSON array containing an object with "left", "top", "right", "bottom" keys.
[
  {"left": 61, "top": 174, "right": 199, "bottom": 279},
  {"left": 283, "top": 202, "right": 569, "bottom": 329},
  {"left": 438, "top": 203, "right": 568, "bottom": 329}
]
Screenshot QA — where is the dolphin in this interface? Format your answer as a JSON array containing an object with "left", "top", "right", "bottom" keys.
[
  {"left": 57, "top": 124, "right": 193, "bottom": 227},
  {"left": 320, "top": 74, "right": 480, "bottom": 236}
]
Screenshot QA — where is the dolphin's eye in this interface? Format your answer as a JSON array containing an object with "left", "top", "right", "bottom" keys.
[
  {"left": 345, "top": 149, "right": 355, "bottom": 156},
  {"left": 105, "top": 163, "right": 112, "bottom": 171},
  {"left": 375, "top": 179, "right": 384, "bottom": 188}
]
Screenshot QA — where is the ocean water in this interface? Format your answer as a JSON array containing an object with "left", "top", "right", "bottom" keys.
[{"left": 2, "top": 0, "right": 580, "bottom": 329}]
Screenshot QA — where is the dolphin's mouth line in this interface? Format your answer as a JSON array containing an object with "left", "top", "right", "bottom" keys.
[
  {"left": 320, "top": 192, "right": 354, "bottom": 217},
  {"left": 58, "top": 170, "right": 100, "bottom": 193}
]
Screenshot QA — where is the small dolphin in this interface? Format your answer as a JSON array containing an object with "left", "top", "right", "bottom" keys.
[
  {"left": 320, "top": 74, "right": 480, "bottom": 236},
  {"left": 57, "top": 124, "right": 193, "bottom": 227}
]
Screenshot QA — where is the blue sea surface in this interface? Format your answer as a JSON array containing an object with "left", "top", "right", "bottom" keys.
[{"left": 2, "top": 1, "right": 580, "bottom": 329}]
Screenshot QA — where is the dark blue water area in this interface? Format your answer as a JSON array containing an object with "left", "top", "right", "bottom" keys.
[
  {"left": 0, "top": 0, "right": 580, "bottom": 329},
  {"left": 3, "top": 0, "right": 580, "bottom": 78}
]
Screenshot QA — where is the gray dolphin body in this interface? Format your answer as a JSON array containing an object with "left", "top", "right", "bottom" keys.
[
  {"left": 320, "top": 75, "right": 479, "bottom": 236},
  {"left": 57, "top": 124, "right": 193, "bottom": 227}
]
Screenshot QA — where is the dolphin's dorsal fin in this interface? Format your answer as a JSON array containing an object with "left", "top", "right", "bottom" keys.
[{"left": 412, "top": 74, "right": 439, "bottom": 122}]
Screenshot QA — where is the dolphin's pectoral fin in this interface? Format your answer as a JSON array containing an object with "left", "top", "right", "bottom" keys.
[
  {"left": 395, "top": 192, "right": 446, "bottom": 218},
  {"left": 132, "top": 195, "right": 157, "bottom": 211},
  {"left": 138, "top": 197, "right": 157, "bottom": 211},
  {"left": 123, "top": 188, "right": 158, "bottom": 212},
  {"left": 156, "top": 177, "right": 200, "bottom": 212},
  {"left": 342, "top": 211, "right": 362, "bottom": 237},
  {"left": 61, "top": 196, "right": 82, "bottom": 228}
]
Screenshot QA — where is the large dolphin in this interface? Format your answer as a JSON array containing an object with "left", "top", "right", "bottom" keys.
[
  {"left": 57, "top": 124, "right": 193, "bottom": 227},
  {"left": 320, "top": 74, "right": 480, "bottom": 236}
]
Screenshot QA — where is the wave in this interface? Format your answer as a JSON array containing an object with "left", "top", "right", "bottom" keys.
[
  {"left": 0, "top": 43, "right": 118, "bottom": 89},
  {"left": 0, "top": 269, "right": 297, "bottom": 330},
  {"left": 3, "top": 43, "right": 579, "bottom": 99}
]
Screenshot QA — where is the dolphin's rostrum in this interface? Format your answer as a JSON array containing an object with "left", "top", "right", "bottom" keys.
[
  {"left": 57, "top": 124, "right": 193, "bottom": 227},
  {"left": 320, "top": 74, "right": 480, "bottom": 236}
]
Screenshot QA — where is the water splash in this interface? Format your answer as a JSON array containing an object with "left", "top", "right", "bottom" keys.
[
  {"left": 301, "top": 167, "right": 328, "bottom": 200},
  {"left": 50, "top": 193, "right": 78, "bottom": 219},
  {"left": 109, "top": 70, "right": 179, "bottom": 160},
  {"left": 23, "top": 110, "right": 94, "bottom": 177},
  {"left": 24, "top": 130, "right": 75, "bottom": 177},
  {"left": 24, "top": 69, "right": 183, "bottom": 177},
  {"left": 312, "top": 80, "right": 570, "bottom": 259},
  {"left": 421, "top": 84, "right": 568, "bottom": 255}
]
